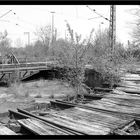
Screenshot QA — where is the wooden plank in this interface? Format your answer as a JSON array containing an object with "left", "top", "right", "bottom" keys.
[
  {"left": 53, "top": 100, "right": 136, "bottom": 120},
  {"left": 116, "top": 87, "right": 140, "bottom": 94},
  {"left": 104, "top": 93, "right": 140, "bottom": 100},
  {"left": 62, "top": 107, "right": 128, "bottom": 123},
  {"left": 72, "top": 107, "right": 133, "bottom": 126},
  {"left": 10, "top": 109, "right": 76, "bottom": 135},
  {"left": 42, "top": 115, "right": 109, "bottom": 135},
  {"left": 120, "top": 77, "right": 140, "bottom": 81},
  {"left": 17, "top": 108, "right": 84, "bottom": 135},
  {"left": 44, "top": 100, "right": 133, "bottom": 131},
  {"left": 45, "top": 109, "right": 127, "bottom": 130},
  {"left": 86, "top": 100, "right": 140, "bottom": 115},
  {"left": 102, "top": 98, "right": 140, "bottom": 108},
  {"left": 112, "top": 89, "right": 128, "bottom": 95},
  {"left": 123, "top": 73, "right": 140, "bottom": 77},
  {"left": 113, "top": 129, "right": 130, "bottom": 135},
  {"left": 101, "top": 97, "right": 140, "bottom": 109},
  {"left": 121, "top": 121, "right": 135, "bottom": 131},
  {"left": 119, "top": 84, "right": 140, "bottom": 90},
  {"left": 41, "top": 111, "right": 116, "bottom": 130},
  {"left": 0, "top": 125, "right": 17, "bottom": 135},
  {"left": 18, "top": 118, "right": 69, "bottom": 135},
  {"left": 45, "top": 111, "right": 111, "bottom": 134},
  {"left": 19, "top": 109, "right": 107, "bottom": 135}
]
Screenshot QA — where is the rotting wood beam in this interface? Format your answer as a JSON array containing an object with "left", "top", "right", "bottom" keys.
[
  {"left": 18, "top": 118, "right": 69, "bottom": 135},
  {"left": 113, "top": 129, "right": 130, "bottom": 135},
  {"left": 120, "top": 121, "right": 135, "bottom": 131},
  {"left": 53, "top": 100, "right": 140, "bottom": 121},
  {"left": 9, "top": 110, "right": 29, "bottom": 119},
  {"left": 17, "top": 108, "right": 84, "bottom": 135},
  {"left": 0, "top": 125, "right": 17, "bottom": 135},
  {"left": 9, "top": 109, "right": 76, "bottom": 135},
  {"left": 43, "top": 111, "right": 111, "bottom": 134}
]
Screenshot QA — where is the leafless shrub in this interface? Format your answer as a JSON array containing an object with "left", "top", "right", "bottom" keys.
[
  {"left": 7, "top": 82, "right": 29, "bottom": 98},
  {"left": 86, "top": 29, "right": 130, "bottom": 88},
  {"left": 48, "top": 22, "right": 94, "bottom": 100}
]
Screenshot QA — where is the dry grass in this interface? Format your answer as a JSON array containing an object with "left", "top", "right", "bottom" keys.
[
  {"left": 6, "top": 79, "right": 75, "bottom": 99},
  {"left": 7, "top": 82, "right": 29, "bottom": 98}
]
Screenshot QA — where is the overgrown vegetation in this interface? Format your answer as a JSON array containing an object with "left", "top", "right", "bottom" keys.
[
  {"left": 0, "top": 23, "right": 139, "bottom": 100},
  {"left": 48, "top": 23, "right": 95, "bottom": 100},
  {"left": 7, "top": 82, "right": 29, "bottom": 98}
]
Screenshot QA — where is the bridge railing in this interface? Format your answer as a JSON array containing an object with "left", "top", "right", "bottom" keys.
[{"left": 0, "top": 61, "right": 58, "bottom": 70}]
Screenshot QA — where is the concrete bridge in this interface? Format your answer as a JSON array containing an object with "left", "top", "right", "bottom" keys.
[{"left": 0, "top": 61, "right": 58, "bottom": 82}]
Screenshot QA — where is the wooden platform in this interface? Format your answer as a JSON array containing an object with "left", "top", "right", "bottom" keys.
[
  {"left": 18, "top": 118, "right": 70, "bottom": 135},
  {"left": 85, "top": 93, "right": 140, "bottom": 117},
  {"left": 118, "top": 72, "right": 140, "bottom": 94},
  {"left": 39, "top": 106, "right": 133, "bottom": 135}
]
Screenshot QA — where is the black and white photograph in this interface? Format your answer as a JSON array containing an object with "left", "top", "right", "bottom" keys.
[{"left": 0, "top": 4, "right": 139, "bottom": 136}]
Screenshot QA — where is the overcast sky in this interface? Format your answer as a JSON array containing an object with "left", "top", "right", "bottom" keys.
[{"left": 0, "top": 5, "right": 138, "bottom": 47}]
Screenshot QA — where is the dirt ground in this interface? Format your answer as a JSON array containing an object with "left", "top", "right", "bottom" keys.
[{"left": 0, "top": 79, "right": 75, "bottom": 116}]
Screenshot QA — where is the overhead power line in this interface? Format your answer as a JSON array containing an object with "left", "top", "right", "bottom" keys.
[
  {"left": 86, "top": 5, "right": 110, "bottom": 22},
  {"left": 88, "top": 16, "right": 101, "bottom": 20},
  {"left": 0, "top": 10, "right": 12, "bottom": 19}
]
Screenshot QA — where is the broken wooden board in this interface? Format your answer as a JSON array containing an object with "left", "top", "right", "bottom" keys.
[
  {"left": 104, "top": 92, "right": 140, "bottom": 100},
  {"left": 116, "top": 87, "right": 140, "bottom": 94},
  {"left": 101, "top": 98, "right": 140, "bottom": 108},
  {"left": 120, "top": 77, "right": 140, "bottom": 81},
  {"left": 18, "top": 118, "right": 70, "bottom": 135},
  {"left": 112, "top": 89, "right": 127, "bottom": 95},
  {"left": 41, "top": 114, "right": 110, "bottom": 135},
  {"left": 0, "top": 125, "right": 17, "bottom": 135},
  {"left": 120, "top": 81, "right": 140, "bottom": 86},
  {"left": 123, "top": 73, "right": 140, "bottom": 77},
  {"left": 17, "top": 102, "right": 135, "bottom": 135},
  {"left": 45, "top": 107, "right": 133, "bottom": 130},
  {"left": 113, "top": 129, "right": 130, "bottom": 135},
  {"left": 53, "top": 99, "right": 138, "bottom": 122},
  {"left": 39, "top": 105, "right": 134, "bottom": 135},
  {"left": 17, "top": 108, "right": 82, "bottom": 135},
  {"left": 119, "top": 85, "right": 140, "bottom": 90},
  {"left": 85, "top": 95, "right": 140, "bottom": 116}
]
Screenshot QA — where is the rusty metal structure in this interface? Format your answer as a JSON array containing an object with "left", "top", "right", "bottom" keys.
[
  {"left": 109, "top": 5, "right": 116, "bottom": 51},
  {"left": 0, "top": 52, "right": 56, "bottom": 82}
]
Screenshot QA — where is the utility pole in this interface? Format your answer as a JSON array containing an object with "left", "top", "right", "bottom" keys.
[
  {"left": 50, "top": 11, "right": 55, "bottom": 44},
  {"left": 24, "top": 32, "right": 30, "bottom": 46},
  {"left": 109, "top": 5, "right": 116, "bottom": 51},
  {"left": 86, "top": 5, "right": 116, "bottom": 51}
]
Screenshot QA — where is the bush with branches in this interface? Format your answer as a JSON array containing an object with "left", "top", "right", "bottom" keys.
[{"left": 48, "top": 23, "right": 94, "bottom": 101}]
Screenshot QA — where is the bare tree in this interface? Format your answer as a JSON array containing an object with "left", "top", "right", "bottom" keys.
[
  {"left": 0, "top": 30, "right": 12, "bottom": 54},
  {"left": 130, "top": 6, "right": 140, "bottom": 45},
  {"left": 14, "top": 38, "right": 24, "bottom": 48},
  {"left": 51, "top": 22, "right": 94, "bottom": 101},
  {"left": 34, "top": 25, "right": 52, "bottom": 47}
]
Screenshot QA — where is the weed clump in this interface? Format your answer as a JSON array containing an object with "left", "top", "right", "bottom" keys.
[{"left": 7, "top": 82, "right": 29, "bottom": 98}]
